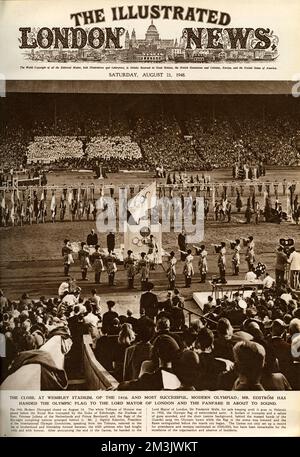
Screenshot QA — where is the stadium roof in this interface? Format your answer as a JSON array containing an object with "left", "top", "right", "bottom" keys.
[{"left": 6, "top": 80, "right": 295, "bottom": 94}]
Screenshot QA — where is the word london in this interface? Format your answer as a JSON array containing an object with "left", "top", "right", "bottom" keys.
[{"left": 19, "top": 27, "right": 273, "bottom": 50}]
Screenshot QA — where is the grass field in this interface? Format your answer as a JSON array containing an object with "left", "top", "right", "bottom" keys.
[{"left": 43, "top": 166, "right": 299, "bottom": 188}]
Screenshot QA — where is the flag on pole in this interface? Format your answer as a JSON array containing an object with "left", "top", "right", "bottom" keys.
[
  {"left": 50, "top": 193, "right": 56, "bottom": 212},
  {"left": 10, "top": 205, "right": 14, "bottom": 222},
  {"left": 97, "top": 186, "right": 106, "bottom": 211},
  {"left": 1, "top": 194, "right": 5, "bottom": 209},
  {"left": 128, "top": 181, "right": 157, "bottom": 223},
  {"left": 68, "top": 190, "right": 73, "bottom": 205}
]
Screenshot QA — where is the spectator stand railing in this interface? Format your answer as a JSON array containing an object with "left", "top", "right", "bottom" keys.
[{"left": 180, "top": 304, "right": 217, "bottom": 329}]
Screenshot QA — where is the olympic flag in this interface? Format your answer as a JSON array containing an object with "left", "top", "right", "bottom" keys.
[{"left": 128, "top": 181, "right": 157, "bottom": 223}]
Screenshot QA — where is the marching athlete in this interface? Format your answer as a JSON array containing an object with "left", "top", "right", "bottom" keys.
[
  {"left": 78, "top": 242, "right": 90, "bottom": 281},
  {"left": 136, "top": 252, "right": 150, "bottom": 291},
  {"left": 91, "top": 245, "right": 104, "bottom": 284},
  {"left": 124, "top": 250, "right": 136, "bottom": 289},
  {"left": 245, "top": 236, "right": 255, "bottom": 271},
  {"left": 106, "top": 253, "right": 117, "bottom": 286},
  {"left": 147, "top": 234, "right": 158, "bottom": 270},
  {"left": 218, "top": 242, "right": 226, "bottom": 282},
  {"left": 183, "top": 249, "right": 194, "bottom": 288},
  {"left": 198, "top": 244, "right": 208, "bottom": 283},
  {"left": 166, "top": 251, "right": 177, "bottom": 290},
  {"left": 62, "top": 239, "right": 74, "bottom": 276},
  {"left": 231, "top": 239, "right": 241, "bottom": 276}
]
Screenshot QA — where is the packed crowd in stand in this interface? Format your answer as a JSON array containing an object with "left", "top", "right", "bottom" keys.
[
  {"left": 1, "top": 279, "right": 300, "bottom": 390},
  {"left": 27, "top": 136, "right": 83, "bottom": 162},
  {"left": 0, "top": 128, "right": 29, "bottom": 169},
  {"left": 0, "top": 94, "right": 299, "bottom": 171},
  {"left": 185, "top": 116, "right": 300, "bottom": 168},
  {"left": 86, "top": 136, "right": 142, "bottom": 161},
  {"left": 27, "top": 135, "right": 143, "bottom": 164},
  {"left": 135, "top": 114, "right": 201, "bottom": 169}
]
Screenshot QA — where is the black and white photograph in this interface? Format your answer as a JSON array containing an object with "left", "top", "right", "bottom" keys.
[{"left": 0, "top": 89, "right": 299, "bottom": 392}]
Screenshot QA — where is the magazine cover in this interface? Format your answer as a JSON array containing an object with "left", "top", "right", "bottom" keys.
[{"left": 0, "top": 0, "right": 300, "bottom": 441}]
